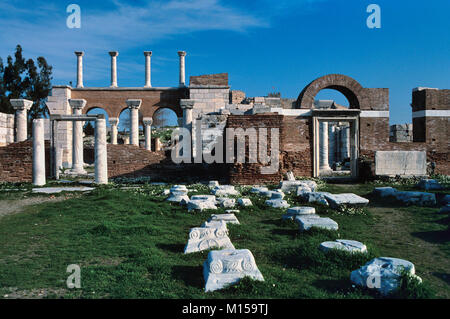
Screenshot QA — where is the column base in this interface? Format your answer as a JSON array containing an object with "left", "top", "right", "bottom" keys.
[{"left": 70, "top": 165, "right": 87, "bottom": 175}]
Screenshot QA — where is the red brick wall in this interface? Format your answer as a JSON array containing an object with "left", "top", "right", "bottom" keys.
[
  {"left": 71, "top": 88, "right": 188, "bottom": 118},
  {"left": 359, "top": 117, "right": 390, "bottom": 154},
  {"left": 0, "top": 141, "right": 50, "bottom": 183},
  {"left": 226, "top": 114, "right": 284, "bottom": 184},
  {"left": 107, "top": 144, "right": 229, "bottom": 182},
  {"left": 190, "top": 73, "right": 228, "bottom": 86},
  {"left": 107, "top": 144, "right": 167, "bottom": 178},
  {"left": 281, "top": 117, "right": 313, "bottom": 177}
]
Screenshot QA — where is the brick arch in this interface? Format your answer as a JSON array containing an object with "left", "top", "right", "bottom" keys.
[
  {"left": 297, "top": 74, "right": 367, "bottom": 109},
  {"left": 152, "top": 107, "right": 181, "bottom": 127},
  {"left": 147, "top": 105, "right": 182, "bottom": 119},
  {"left": 84, "top": 105, "right": 113, "bottom": 118},
  {"left": 70, "top": 87, "right": 188, "bottom": 119}
]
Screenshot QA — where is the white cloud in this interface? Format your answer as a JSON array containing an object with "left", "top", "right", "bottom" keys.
[
  {"left": 0, "top": 0, "right": 326, "bottom": 85},
  {"left": 0, "top": 0, "right": 267, "bottom": 84}
]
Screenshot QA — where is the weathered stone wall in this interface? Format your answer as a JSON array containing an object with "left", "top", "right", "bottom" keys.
[
  {"left": 190, "top": 73, "right": 228, "bottom": 87},
  {"left": 411, "top": 88, "right": 449, "bottom": 174},
  {"left": 72, "top": 88, "right": 187, "bottom": 118},
  {"left": 390, "top": 124, "right": 413, "bottom": 142},
  {"left": 281, "top": 116, "right": 313, "bottom": 177},
  {"left": 230, "top": 90, "right": 246, "bottom": 104},
  {"left": 0, "top": 112, "right": 15, "bottom": 146},
  {"left": 375, "top": 151, "right": 427, "bottom": 176},
  {"left": 107, "top": 144, "right": 229, "bottom": 182},
  {"left": 226, "top": 114, "right": 284, "bottom": 184},
  {"left": 189, "top": 87, "right": 230, "bottom": 117},
  {"left": 46, "top": 86, "right": 73, "bottom": 167},
  {"left": 359, "top": 117, "right": 390, "bottom": 154},
  {"left": 0, "top": 141, "right": 50, "bottom": 183}
]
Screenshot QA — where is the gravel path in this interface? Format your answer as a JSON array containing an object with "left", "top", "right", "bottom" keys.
[{"left": 0, "top": 195, "right": 74, "bottom": 219}]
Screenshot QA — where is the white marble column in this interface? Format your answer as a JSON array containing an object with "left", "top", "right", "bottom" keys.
[
  {"left": 144, "top": 51, "right": 152, "bottom": 88},
  {"left": 55, "top": 145, "right": 63, "bottom": 180},
  {"left": 126, "top": 99, "right": 142, "bottom": 146},
  {"left": 69, "top": 99, "right": 87, "bottom": 174},
  {"left": 10, "top": 99, "right": 33, "bottom": 142},
  {"left": 328, "top": 123, "right": 336, "bottom": 168},
  {"left": 109, "top": 51, "right": 119, "bottom": 87},
  {"left": 341, "top": 125, "right": 350, "bottom": 160},
  {"left": 143, "top": 117, "right": 153, "bottom": 151},
  {"left": 178, "top": 51, "right": 186, "bottom": 87},
  {"left": 32, "top": 118, "right": 46, "bottom": 186},
  {"left": 95, "top": 117, "right": 108, "bottom": 184},
  {"left": 108, "top": 117, "right": 119, "bottom": 145},
  {"left": 154, "top": 137, "right": 161, "bottom": 151},
  {"left": 75, "top": 51, "right": 84, "bottom": 88},
  {"left": 319, "top": 121, "right": 330, "bottom": 171},
  {"left": 180, "top": 99, "right": 194, "bottom": 130}
]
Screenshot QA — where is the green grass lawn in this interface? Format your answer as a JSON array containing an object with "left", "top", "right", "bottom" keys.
[{"left": 0, "top": 182, "right": 448, "bottom": 299}]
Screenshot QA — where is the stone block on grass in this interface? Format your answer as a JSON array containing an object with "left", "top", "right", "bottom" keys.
[
  {"left": 203, "top": 249, "right": 264, "bottom": 292},
  {"left": 295, "top": 215, "right": 338, "bottom": 231},
  {"left": 184, "top": 227, "right": 234, "bottom": 254}
]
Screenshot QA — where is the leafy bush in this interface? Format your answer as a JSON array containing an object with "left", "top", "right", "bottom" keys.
[{"left": 390, "top": 270, "right": 435, "bottom": 299}]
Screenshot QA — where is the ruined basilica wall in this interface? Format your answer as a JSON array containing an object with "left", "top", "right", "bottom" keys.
[
  {"left": 0, "top": 140, "right": 51, "bottom": 183},
  {"left": 0, "top": 112, "right": 15, "bottom": 146},
  {"left": 281, "top": 116, "right": 313, "bottom": 177},
  {"left": 46, "top": 86, "right": 73, "bottom": 167},
  {"left": 226, "top": 114, "right": 284, "bottom": 184},
  {"left": 189, "top": 87, "right": 230, "bottom": 118}
]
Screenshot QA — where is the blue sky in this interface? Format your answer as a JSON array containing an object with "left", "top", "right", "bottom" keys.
[{"left": 0, "top": 0, "right": 449, "bottom": 124}]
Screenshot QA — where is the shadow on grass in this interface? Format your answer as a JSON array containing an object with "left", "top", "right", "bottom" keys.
[
  {"left": 432, "top": 272, "right": 450, "bottom": 285},
  {"left": 156, "top": 243, "right": 185, "bottom": 253},
  {"left": 271, "top": 228, "right": 298, "bottom": 237},
  {"left": 171, "top": 265, "right": 204, "bottom": 288},
  {"left": 312, "top": 278, "right": 353, "bottom": 294},
  {"left": 411, "top": 230, "right": 450, "bottom": 244}
]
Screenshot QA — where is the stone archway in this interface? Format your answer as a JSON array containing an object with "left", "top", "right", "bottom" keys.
[{"left": 297, "top": 74, "right": 367, "bottom": 109}]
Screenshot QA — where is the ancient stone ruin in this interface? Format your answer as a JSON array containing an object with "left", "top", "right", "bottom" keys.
[{"left": 0, "top": 50, "right": 448, "bottom": 184}]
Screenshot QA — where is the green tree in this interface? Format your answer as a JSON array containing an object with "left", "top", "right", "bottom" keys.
[
  {"left": 84, "top": 122, "right": 95, "bottom": 136},
  {"left": 0, "top": 45, "right": 52, "bottom": 118}
]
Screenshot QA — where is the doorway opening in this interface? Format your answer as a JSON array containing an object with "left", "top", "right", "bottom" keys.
[{"left": 313, "top": 115, "right": 359, "bottom": 180}]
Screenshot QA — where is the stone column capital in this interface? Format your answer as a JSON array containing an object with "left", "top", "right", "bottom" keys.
[
  {"left": 75, "top": 51, "right": 84, "bottom": 57},
  {"left": 178, "top": 51, "right": 186, "bottom": 57},
  {"left": 108, "top": 117, "right": 119, "bottom": 126},
  {"left": 144, "top": 51, "right": 153, "bottom": 57},
  {"left": 180, "top": 99, "right": 194, "bottom": 109},
  {"left": 143, "top": 117, "right": 153, "bottom": 126},
  {"left": 10, "top": 99, "right": 33, "bottom": 111},
  {"left": 109, "top": 51, "right": 119, "bottom": 57},
  {"left": 126, "top": 99, "right": 142, "bottom": 109},
  {"left": 69, "top": 99, "right": 87, "bottom": 110}
]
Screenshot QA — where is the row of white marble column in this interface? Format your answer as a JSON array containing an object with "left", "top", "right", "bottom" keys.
[
  {"left": 75, "top": 50, "right": 187, "bottom": 88},
  {"left": 9, "top": 99, "right": 108, "bottom": 186},
  {"left": 9, "top": 98, "right": 195, "bottom": 185},
  {"left": 319, "top": 121, "right": 351, "bottom": 171}
]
